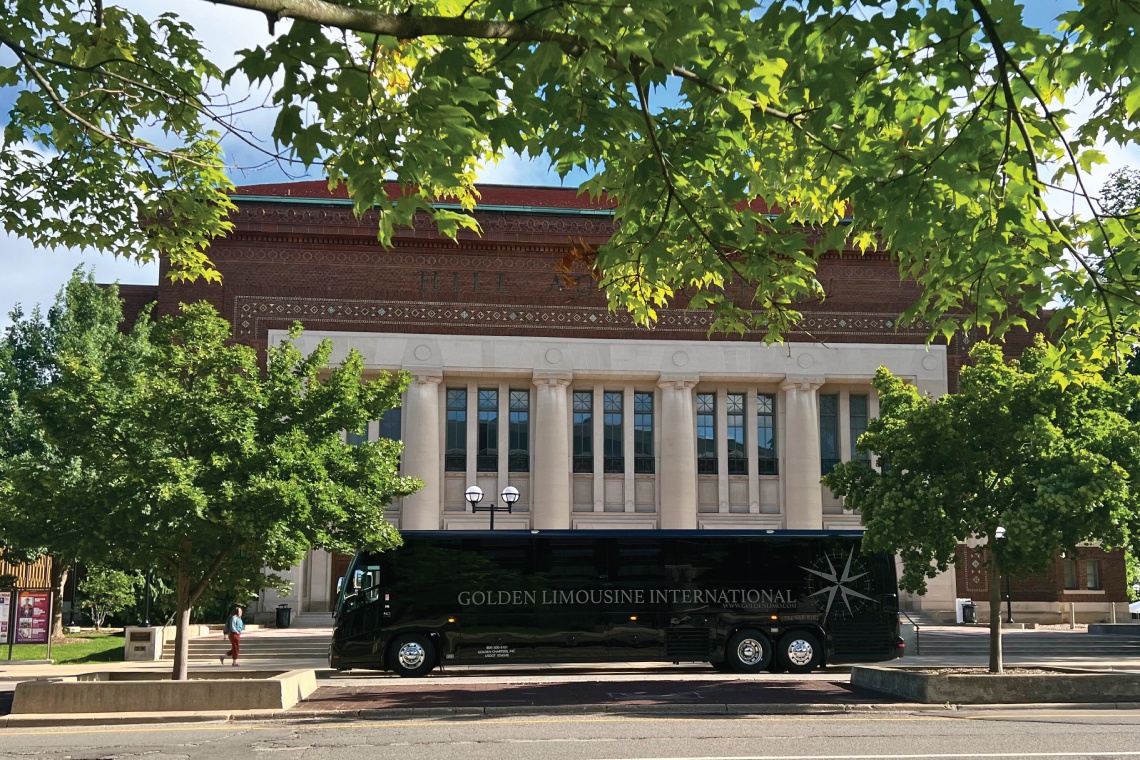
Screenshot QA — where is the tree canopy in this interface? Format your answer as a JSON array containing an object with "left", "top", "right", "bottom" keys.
[
  {"left": 0, "top": 269, "right": 129, "bottom": 635},
  {"left": 824, "top": 340, "right": 1140, "bottom": 672},
  {"left": 0, "top": 286, "right": 418, "bottom": 678},
  {"left": 3, "top": 1, "right": 1139, "bottom": 367}
]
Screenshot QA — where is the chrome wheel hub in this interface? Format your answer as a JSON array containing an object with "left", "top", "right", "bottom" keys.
[
  {"left": 736, "top": 638, "right": 765, "bottom": 666},
  {"left": 786, "top": 639, "right": 814, "bottom": 667},
  {"left": 397, "top": 642, "right": 426, "bottom": 670}
]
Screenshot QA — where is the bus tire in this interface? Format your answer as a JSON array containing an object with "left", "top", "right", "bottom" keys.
[
  {"left": 725, "top": 629, "right": 772, "bottom": 673},
  {"left": 388, "top": 633, "right": 437, "bottom": 677},
  {"left": 777, "top": 631, "right": 821, "bottom": 674}
]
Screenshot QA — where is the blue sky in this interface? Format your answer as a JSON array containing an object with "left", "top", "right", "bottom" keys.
[{"left": 0, "top": 0, "right": 1116, "bottom": 325}]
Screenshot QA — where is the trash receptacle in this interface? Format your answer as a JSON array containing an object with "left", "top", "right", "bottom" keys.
[
  {"left": 962, "top": 602, "right": 977, "bottom": 624},
  {"left": 276, "top": 604, "right": 292, "bottom": 629}
]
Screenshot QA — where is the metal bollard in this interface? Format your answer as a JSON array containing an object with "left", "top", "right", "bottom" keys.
[{"left": 1069, "top": 602, "right": 1076, "bottom": 629}]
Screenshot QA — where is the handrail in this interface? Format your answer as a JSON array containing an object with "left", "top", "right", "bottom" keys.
[{"left": 897, "top": 608, "right": 920, "bottom": 657}]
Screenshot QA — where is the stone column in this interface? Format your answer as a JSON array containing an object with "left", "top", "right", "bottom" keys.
[
  {"left": 497, "top": 381, "right": 510, "bottom": 505},
  {"left": 658, "top": 375, "right": 699, "bottom": 529},
  {"left": 623, "top": 386, "right": 635, "bottom": 512},
  {"left": 745, "top": 389, "right": 760, "bottom": 514},
  {"left": 839, "top": 389, "right": 852, "bottom": 464},
  {"left": 400, "top": 373, "right": 443, "bottom": 530},
  {"left": 780, "top": 376, "right": 824, "bottom": 530},
  {"left": 869, "top": 388, "right": 882, "bottom": 473},
  {"left": 592, "top": 386, "right": 604, "bottom": 512},
  {"left": 716, "top": 387, "right": 729, "bottom": 513},
  {"left": 533, "top": 373, "right": 572, "bottom": 529}
]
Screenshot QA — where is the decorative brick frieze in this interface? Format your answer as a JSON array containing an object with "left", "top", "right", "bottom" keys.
[{"left": 233, "top": 293, "right": 928, "bottom": 342}]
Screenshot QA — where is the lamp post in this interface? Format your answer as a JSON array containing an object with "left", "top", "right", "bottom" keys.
[
  {"left": 67, "top": 566, "right": 79, "bottom": 627},
  {"left": 142, "top": 570, "right": 152, "bottom": 628},
  {"left": 995, "top": 526, "right": 1013, "bottom": 624},
  {"left": 465, "top": 485, "right": 520, "bottom": 530}
]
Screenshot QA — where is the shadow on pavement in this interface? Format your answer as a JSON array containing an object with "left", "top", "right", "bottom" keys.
[{"left": 296, "top": 678, "right": 886, "bottom": 711}]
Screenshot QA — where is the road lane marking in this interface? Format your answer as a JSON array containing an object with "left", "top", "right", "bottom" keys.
[{"left": 591, "top": 754, "right": 1140, "bottom": 760}]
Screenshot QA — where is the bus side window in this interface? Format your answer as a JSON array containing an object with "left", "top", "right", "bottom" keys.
[
  {"left": 674, "top": 538, "right": 751, "bottom": 586},
  {"left": 612, "top": 539, "right": 667, "bottom": 585},
  {"left": 469, "top": 538, "right": 533, "bottom": 575},
  {"left": 535, "top": 537, "right": 608, "bottom": 582}
]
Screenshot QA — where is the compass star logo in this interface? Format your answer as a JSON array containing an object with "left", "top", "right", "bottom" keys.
[{"left": 801, "top": 547, "right": 875, "bottom": 618}]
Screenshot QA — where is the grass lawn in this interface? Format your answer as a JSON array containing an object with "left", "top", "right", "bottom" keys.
[{"left": 3, "top": 631, "right": 124, "bottom": 664}]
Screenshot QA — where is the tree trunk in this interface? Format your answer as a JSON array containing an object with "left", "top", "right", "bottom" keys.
[
  {"left": 49, "top": 560, "right": 69, "bottom": 640},
  {"left": 171, "top": 567, "right": 191, "bottom": 681},
  {"left": 988, "top": 552, "right": 1003, "bottom": 674}
]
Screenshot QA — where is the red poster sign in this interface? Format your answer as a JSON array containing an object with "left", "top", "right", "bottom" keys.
[{"left": 15, "top": 590, "right": 51, "bottom": 644}]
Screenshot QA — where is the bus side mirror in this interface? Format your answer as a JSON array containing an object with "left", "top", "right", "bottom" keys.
[{"left": 336, "top": 577, "right": 344, "bottom": 595}]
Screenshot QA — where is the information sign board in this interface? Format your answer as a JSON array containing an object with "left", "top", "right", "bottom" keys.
[
  {"left": 0, "top": 590, "right": 10, "bottom": 645},
  {"left": 15, "top": 590, "right": 51, "bottom": 644}
]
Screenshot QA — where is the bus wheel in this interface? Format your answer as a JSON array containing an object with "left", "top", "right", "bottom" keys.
[
  {"left": 726, "top": 629, "right": 772, "bottom": 673},
  {"left": 777, "top": 631, "right": 821, "bottom": 674},
  {"left": 388, "top": 634, "right": 437, "bottom": 677}
]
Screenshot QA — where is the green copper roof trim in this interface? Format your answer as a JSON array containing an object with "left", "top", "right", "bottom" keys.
[
  {"left": 231, "top": 195, "right": 615, "bottom": 217},
  {"left": 230, "top": 194, "right": 854, "bottom": 224}
]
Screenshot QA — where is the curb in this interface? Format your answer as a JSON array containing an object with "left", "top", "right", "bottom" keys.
[{"left": 6, "top": 700, "right": 1140, "bottom": 728}]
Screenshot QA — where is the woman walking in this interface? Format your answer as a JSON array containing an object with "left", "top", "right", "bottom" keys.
[{"left": 221, "top": 607, "right": 244, "bottom": 666}]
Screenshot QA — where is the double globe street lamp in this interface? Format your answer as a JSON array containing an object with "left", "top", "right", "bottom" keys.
[
  {"left": 464, "top": 485, "right": 520, "bottom": 530},
  {"left": 995, "top": 525, "right": 1014, "bottom": 624}
]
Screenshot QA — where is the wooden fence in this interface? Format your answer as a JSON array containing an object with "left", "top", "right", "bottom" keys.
[{"left": 0, "top": 555, "right": 52, "bottom": 588}]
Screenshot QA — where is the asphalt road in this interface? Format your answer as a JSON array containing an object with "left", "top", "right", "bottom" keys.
[{"left": 3, "top": 711, "right": 1140, "bottom": 760}]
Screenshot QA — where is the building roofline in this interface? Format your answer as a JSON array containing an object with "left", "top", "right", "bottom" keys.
[
  {"left": 230, "top": 194, "right": 854, "bottom": 225},
  {"left": 230, "top": 194, "right": 617, "bottom": 217}
]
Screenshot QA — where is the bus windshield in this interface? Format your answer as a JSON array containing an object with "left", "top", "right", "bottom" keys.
[{"left": 335, "top": 554, "right": 381, "bottom": 619}]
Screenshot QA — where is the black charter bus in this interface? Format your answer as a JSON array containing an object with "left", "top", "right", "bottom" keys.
[{"left": 331, "top": 530, "right": 903, "bottom": 677}]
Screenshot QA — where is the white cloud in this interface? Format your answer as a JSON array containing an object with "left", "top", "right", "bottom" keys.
[{"left": 0, "top": 233, "right": 159, "bottom": 330}]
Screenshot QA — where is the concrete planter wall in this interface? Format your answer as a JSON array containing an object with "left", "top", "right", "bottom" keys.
[
  {"left": 12, "top": 669, "right": 317, "bottom": 714},
  {"left": 1088, "top": 624, "right": 1140, "bottom": 636},
  {"left": 851, "top": 666, "right": 1140, "bottom": 704}
]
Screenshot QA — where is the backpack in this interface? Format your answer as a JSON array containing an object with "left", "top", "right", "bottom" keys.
[{"left": 223, "top": 616, "right": 233, "bottom": 635}]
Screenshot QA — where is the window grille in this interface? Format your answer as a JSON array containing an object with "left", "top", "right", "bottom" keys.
[
  {"left": 445, "top": 388, "right": 467, "bottom": 472},
  {"left": 696, "top": 393, "right": 716, "bottom": 474},
  {"left": 572, "top": 390, "right": 593, "bottom": 473}
]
